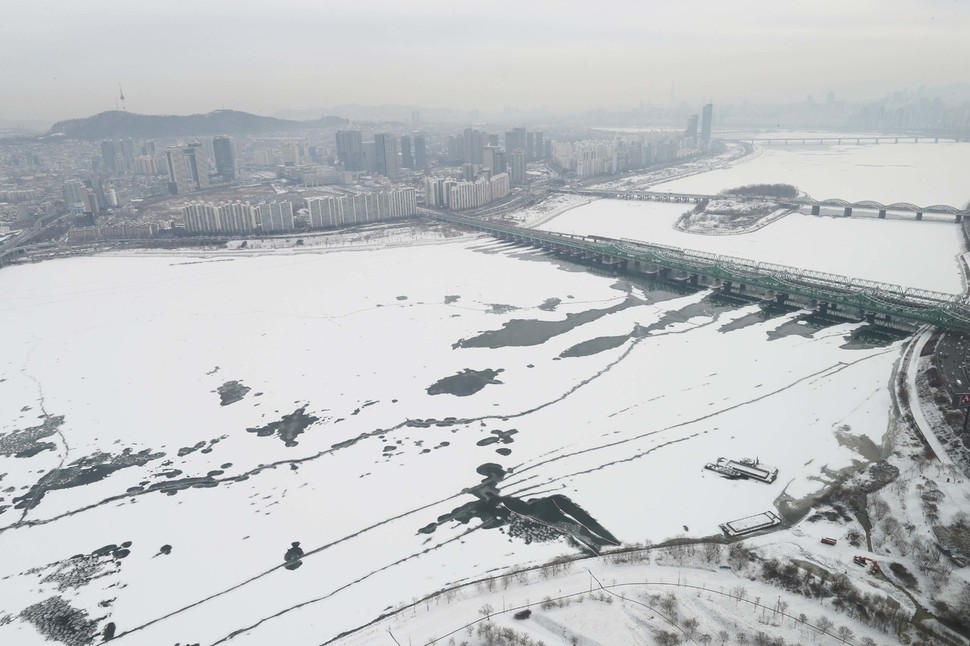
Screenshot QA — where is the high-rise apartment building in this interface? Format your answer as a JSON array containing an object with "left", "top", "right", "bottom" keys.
[
  {"left": 373, "top": 133, "right": 400, "bottom": 178},
  {"left": 510, "top": 149, "right": 527, "bottom": 185},
  {"left": 335, "top": 130, "right": 366, "bottom": 171},
  {"left": 685, "top": 115, "right": 699, "bottom": 147},
  {"left": 413, "top": 135, "right": 427, "bottom": 170},
  {"left": 165, "top": 145, "right": 210, "bottom": 195},
  {"left": 400, "top": 136, "right": 414, "bottom": 168}
]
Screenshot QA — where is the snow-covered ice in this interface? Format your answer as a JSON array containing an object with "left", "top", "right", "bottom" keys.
[{"left": 0, "top": 236, "right": 903, "bottom": 644}]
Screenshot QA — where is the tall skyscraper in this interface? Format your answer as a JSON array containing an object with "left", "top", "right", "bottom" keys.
[
  {"left": 335, "top": 130, "right": 366, "bottom": 171},
  {"left": 700, "top": 103, "right": 713, "bottom": 149},
  {"left": 212, "top": 136, "right": 237, "bottom": 181},
  {"left": 373, "top": 133, "right": 400, "bottom": 178},
  {"left": 400, "top": 136, "right": 414, "bottom": 168},
  {"left": 534, "top": 132, "right": 544, "bottom": 161},
  {"left": 413, "top": 135, "right": 427, "bottom": 170},
  {"left": 526, "top": 132, "right": 536, "bottom": 160}
]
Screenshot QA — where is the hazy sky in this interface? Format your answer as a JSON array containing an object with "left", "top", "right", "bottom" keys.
[{"left": 2, "top": 0, "right": 968, "bottom": 121}]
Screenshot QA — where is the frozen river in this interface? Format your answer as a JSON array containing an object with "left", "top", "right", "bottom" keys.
[
  {"left": 538, "top": 201, "right": 965, "bottom": 293},
  {"left": 544, "top": 140, "right": 970, "bottom": 294},
  {"left": 653, "top": 141, "right": 970, "bottom": 207}
]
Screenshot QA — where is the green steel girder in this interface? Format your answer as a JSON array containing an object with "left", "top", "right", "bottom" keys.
[{"left": 425, "top": 212, "right": 970, "bottom": 332}]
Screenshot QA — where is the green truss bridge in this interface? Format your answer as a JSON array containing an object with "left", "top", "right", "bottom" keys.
[{"left": 423, "top": 209, "right": 970, "bottom": 334}]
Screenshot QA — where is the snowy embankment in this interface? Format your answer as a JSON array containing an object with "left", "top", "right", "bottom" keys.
[{"left": 0, "top": 238, "right": 902, "bottom": 645}]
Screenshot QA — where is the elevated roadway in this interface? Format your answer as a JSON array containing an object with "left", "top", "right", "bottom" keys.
[{"left": 423, "top": 209, "right": 970, "bottom": 333}]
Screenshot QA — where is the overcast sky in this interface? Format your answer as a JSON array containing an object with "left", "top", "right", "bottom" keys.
[{"left": 2, "top": 0, "right": 968, "bottom": 122}]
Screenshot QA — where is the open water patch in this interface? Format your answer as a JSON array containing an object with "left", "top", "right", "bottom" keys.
[
  {"left": 427, "top": 369, "right": 504, "bottom": 397},
  {"left": 14, "top": 449, "right": 165, "bottom": 511},
  {"left": 0, "top": 414, "right": 64, "bottom": 458},
  {"left": 454, "top": 296, "right": 642, "bottom": 349},
  {"left": 418, "top": 463, "right": 619, "bottom": 554},
  {"left": 245, "top": 406, "right": 319, "bottom": 447},
  {"left": 560, "top": 333, "right": 631, "bottom": 358},
  {"left": 216, "top": 380, "right": 250, "bottom": 406}
]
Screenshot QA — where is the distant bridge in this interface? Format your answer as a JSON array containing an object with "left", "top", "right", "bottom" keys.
[
  {"left": 423, "top": 210, "right": 970, "bottom": 333},
  {"left": 744, "top": 136, "right": 961, "bottom": 145},
  {"left": 554, "top": 189, "right": 970, "bottom": 221}
]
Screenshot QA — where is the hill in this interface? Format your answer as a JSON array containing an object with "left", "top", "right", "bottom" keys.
[{"left": 46, "top": 109, "right": 347, "bottom": 140}]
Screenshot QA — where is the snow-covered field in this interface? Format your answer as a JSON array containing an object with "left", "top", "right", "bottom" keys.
[
  {"left": 0, "top": 237, "right": 902, "bottom": 644},
  {"left": 538, "top": 200, "right": 965, "bottom": 293}
]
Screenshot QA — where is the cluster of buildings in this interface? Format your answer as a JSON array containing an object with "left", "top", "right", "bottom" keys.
[
  {"left": 335, "top": 130, "right": 427, "bottom": 177},
  {"left": 551, "top": 135, "right": 685, "bottom": 180},
  {"left": 180, "top": 187, "right": 416, "bottom": 235},
  {"left": 424, "top": 173, "right": 510, "bottom": 211}
]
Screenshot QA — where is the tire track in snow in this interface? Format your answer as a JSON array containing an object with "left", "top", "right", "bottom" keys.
[{"left": 502, "top": 346, "right": 899, "bottom": 495}]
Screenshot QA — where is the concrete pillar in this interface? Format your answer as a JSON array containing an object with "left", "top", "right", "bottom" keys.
[
  {"left": 916, "top": 212, "right": 923, "bottom": 221},
  {"left": 956, "top": 213, "right": 963, "bottom": 223},
  {"left": 837, "top": 139, "right": 842, "bottom": 145},
  {"left": 856, "top": 138, "right": 861, "bottom": 144},
  {"left": 844, "top": 207, "right": 853, "bottom": 217},
  {"left": 811, "top": 205, "right": 820, "bottom": 215},
  {"left": 688, "top": 274, "right": 699, "bottom": 286},
  {"left": 875, "top": 138, "right": 880, "bottom": 144},
  {"left": 894, "top": 138, "right": 899, "bottom": 144},
  {"left": 878, "top": 210, "right": 886, "bottom": 219},
  {"left": 935, "top": 138, "right": 939, "bottom": 143}
]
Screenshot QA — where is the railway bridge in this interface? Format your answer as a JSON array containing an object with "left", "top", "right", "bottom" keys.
[
  {"left": 424, "top": 210, "right": 970, "bottom": 334},
  {"left": 554, "top": 188, "right": 970, "bottom": 222}
]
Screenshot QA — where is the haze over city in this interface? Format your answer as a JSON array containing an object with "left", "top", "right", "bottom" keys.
[{"left": 3, "top": 0, "right": 970, "bottom": 122}]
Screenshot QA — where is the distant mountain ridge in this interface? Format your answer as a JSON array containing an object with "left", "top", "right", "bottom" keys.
[{"left": 46, "top": 109, "right": 347, "bottom": 140}]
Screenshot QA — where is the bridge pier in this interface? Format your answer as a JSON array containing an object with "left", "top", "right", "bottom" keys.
[
  {"left": 894, "top": 138, "right": 899, "bottom": 144},
  {"left": 844, "top": 207, "right": 853, "bottom": 217},
  {"left": 810, "top": 205, "right": 820, "bottom": 215},
  {"left": 916, "top": 212, "right": 923, "bottom": 221},
  {"left": 856, "top": 138, "right": 861, "bottom": 145},
  {"left": 688, "top": 274, "right": 699, "bottom": 286},
  {"left": 956, "top": 214, "right": 963, "bottom": 223},
  {"left": 878, "top": 209, "right": 886, "bottom": 219}
]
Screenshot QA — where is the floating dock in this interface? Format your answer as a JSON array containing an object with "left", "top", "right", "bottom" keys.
[
  {"left": 720, "top": 511, "right": 782, "bottom": 536},
  {"left": 705, "top": 457, "right": 778, "bottom": 483}
]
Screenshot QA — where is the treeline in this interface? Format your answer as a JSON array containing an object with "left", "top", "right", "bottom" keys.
[{"left": 721, "top": 184, "right": 799, "bottom": 198}]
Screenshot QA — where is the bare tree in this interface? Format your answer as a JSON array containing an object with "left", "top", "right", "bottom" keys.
[
  {"left": 837, "top": 626, "right": 854, "bottom": 643},
  {"left": 682, "top": 617, "right": 699, "bottom": 637},
  {"left": 816, "top": 616, "right": 834, "bottom": 634},
  {"left": 479, "top": 603, "right": 494, "bottom": 620},
  {"left": 717, "top": 629, "right": 730, "bottom": 645}
]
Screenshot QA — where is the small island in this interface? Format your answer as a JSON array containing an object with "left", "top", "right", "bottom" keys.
[{"left": 676, "top": 183, "right": 799, "bottom": 235}]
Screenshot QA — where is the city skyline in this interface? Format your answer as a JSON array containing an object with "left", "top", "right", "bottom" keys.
[{"left": 3, "top": 0, "right": 969, "bottom": 122}]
